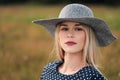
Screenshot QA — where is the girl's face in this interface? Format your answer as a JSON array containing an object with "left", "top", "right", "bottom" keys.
[{"left": 58, "top": 22, "right": 86, "bottom": 54}]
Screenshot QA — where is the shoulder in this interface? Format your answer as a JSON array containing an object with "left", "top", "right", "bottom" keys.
[
  {"left": 88, "top": 66, "right": 107, "bottom": 80},
  {"left": 43, "top": 61, "right": 62, "bottom": 71},
  {"left": 44, "top": 61, "right": 61, "bottom": 68},
  {"left": 40, "top": 61, "right": 62, "bottom": 80}
]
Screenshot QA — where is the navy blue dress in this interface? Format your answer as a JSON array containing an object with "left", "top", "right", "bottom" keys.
[{"left": 40, "top": 61, "right": 106, "bottom": 80}]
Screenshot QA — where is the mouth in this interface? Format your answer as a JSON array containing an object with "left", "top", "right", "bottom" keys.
[{"left": 65, "top": 41, "right": 77, "bottom": 46}]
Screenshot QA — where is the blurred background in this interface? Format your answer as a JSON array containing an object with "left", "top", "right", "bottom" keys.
[{"left": 0, "top": 0, "right": 120, "bottom": 80}]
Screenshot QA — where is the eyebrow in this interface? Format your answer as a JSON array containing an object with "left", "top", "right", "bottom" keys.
[
  {"left": 59, "top": 23, "right": 67, "bottom": 26},
  {"left": 75, "top": 23, "right": 82, "bottom": 26},
  {"left": 56, "top": 21, "right": 87, "bottom": 27}
]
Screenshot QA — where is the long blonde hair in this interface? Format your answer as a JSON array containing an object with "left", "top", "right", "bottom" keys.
[{"left": 54, "top": 22, "right": 100, "bottom": 69}]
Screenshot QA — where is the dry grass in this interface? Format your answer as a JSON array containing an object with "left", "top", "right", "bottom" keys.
[{"left": 0, "top": 4, "right": 120, "bottom": 80}]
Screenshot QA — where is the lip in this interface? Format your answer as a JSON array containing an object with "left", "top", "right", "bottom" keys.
[{"left": 65, "top": 41, "right": 77, "bottom": 46}]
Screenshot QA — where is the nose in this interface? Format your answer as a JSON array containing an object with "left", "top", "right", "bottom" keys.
[{"left": 67, "top": 30, "right": 74, "bottom": 38}]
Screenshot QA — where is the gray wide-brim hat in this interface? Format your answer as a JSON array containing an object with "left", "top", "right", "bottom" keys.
[{"left": 32, "top": 4, "right": 117, "bottom": 47}]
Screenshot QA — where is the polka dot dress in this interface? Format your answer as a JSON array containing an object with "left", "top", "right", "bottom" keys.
[{"left": 40, "top": 61, "right": 106, "bottom": 80}]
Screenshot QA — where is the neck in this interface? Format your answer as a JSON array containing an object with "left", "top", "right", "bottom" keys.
[{"left": 59, "top": 52, "right": 88, "bottom": 75}]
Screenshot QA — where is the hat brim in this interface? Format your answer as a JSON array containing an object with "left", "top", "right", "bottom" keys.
[{"left": 32, "top": 17, "right": 117, "bottom": 47}]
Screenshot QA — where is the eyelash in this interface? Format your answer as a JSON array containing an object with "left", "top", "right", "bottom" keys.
[
  {"left": 60, "top": 27, "right": 83, "bottom": 31},
  {"left": 60, "top": 28, "right": 68, "bottom": 31},
  {"left": 75, "top": 28, "right": 83, "bottom": 31}
]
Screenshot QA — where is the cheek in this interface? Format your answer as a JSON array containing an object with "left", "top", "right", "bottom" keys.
[
  {"left": 82, "top": 33, "right": 86, "bottom": 42},
  {"left": 77, "top": 32, "right": 86, "bottom": 46},
  {"left": 82, "top": 36, "right": 86, "bottom": 47},
  {"left": 59, "top": 31, "right": 66, "bottom": 41},
  {"left": 58, "top": 32, "right": 67, "bottom": 50},
  {"left": 58, "top": 32, "right": 64, "bottom": 45}
]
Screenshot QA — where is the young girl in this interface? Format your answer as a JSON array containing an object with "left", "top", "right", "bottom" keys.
[{"left": 33, "top": 4, "right": 116, "bottom": 80}]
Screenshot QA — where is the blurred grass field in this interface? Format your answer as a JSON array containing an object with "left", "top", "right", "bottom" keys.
[{"left": 0, "top": 4, "right": 120, "bottom": 80}]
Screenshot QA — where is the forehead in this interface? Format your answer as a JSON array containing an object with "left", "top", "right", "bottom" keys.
[
  {"left": 57, "top": 21, "right": 88, "bottom": 28},
  {"left": 58, "top": 21, "right": 87, "bottom": 25}
]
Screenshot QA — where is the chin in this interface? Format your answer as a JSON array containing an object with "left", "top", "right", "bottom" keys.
[
  {"left": 62, "top": 46, "right": 83, "bottom": 54},
  {"left": 64, "top": 49, "right": 82, "bottom": 54}
]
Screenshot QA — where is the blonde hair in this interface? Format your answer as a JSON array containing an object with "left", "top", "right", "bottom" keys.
[{"left": 54, "top": 23, "right": 100, "bottom": 69}]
